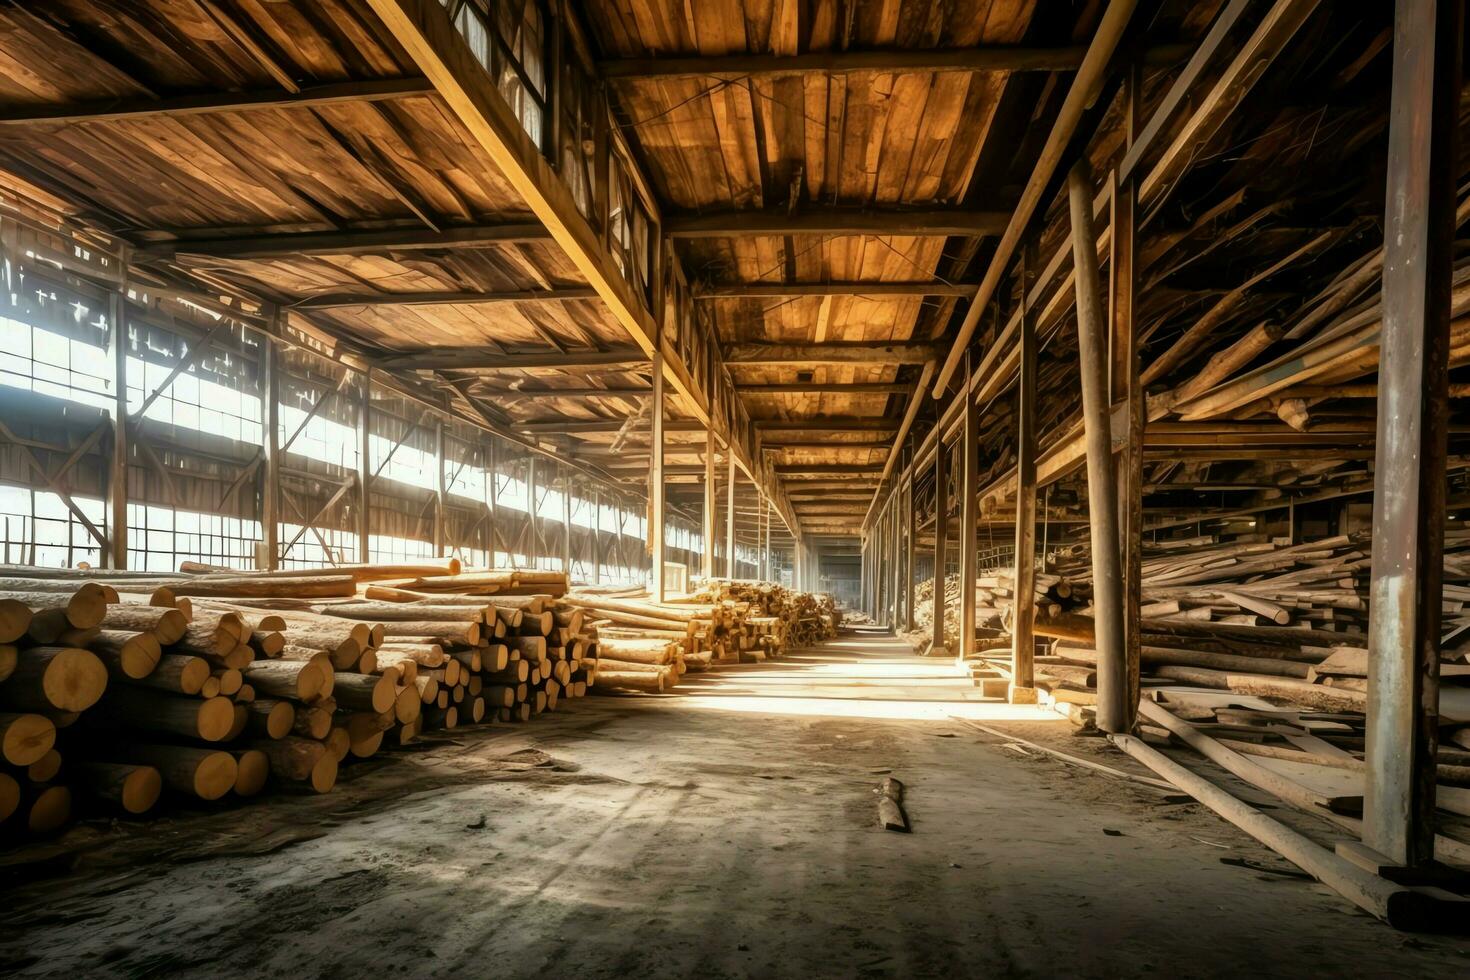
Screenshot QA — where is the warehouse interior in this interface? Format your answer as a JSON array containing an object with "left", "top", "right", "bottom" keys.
[{"left": 2, "top": 0, "right": 1470, "bottom": 974}]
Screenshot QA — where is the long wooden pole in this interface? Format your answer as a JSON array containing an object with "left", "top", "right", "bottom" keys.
[
  {"left": 357, "top": 370, "right": 372, "bottom": 564},
  {"left": 433, "top": 420, "right": 446, "bottom": 557},
  {"left": 703, "top": 427, "right": 716, "bottom": 579},
  {"left": 1069, "top": 160, "right": 1127, "bottom": 732},
  {"left": 1110, "top": 67, "right": 1143, "bottom": 729},
  {"left": 904, "top": 453, "right": 916, "bottom": 631},
  {"left": 107, "top": 290, "right": 128, "bottom": 570},
  {"left": 959, "top": 352, "right": 979, "bottom": 661},
  {"left": 726, "top": 450, "right": 736, "bottom": 577},
  {"left": 1011, "top": 247, "right": 1038, "bottom": 702},
  {"left": 651, "top": 352, "right": 666, "bottom": 600},
  {"left": 1362, "top": 0, "right": 1459, "bottom": 869},
  {"left": 261, "top": 333, "right": 280, "bottom": 569},
  {"left": 932, "top": 438, "right": 949, "bottom": 654}
]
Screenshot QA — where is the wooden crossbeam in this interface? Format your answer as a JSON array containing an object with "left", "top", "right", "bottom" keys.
[
  {"left": 139, "top": 222, "right": 550, "bottom": 260},
  {"left": 736, "top": 381, "right": 911, "bottom": 394},
  {"left": 726, "top": 342, "right": 936, "bottom": 365},
  {"left": 762, "top": 439, "right": 892, "bottom": 450},
  {"left": 378, "top": 348, "right": 646, "bottom": 371},
  {"left": 598, "top": 44, "right": 1187, "bottom": 80},
  {"left": 668, "top": 208, "right": 1007, "bottom": 238},
  {"left": 294, "top": 287, "right": 598, "bottom": 309},
  {"left": 0, "top": 77, "right": 436, "bottom": 126},
  {"left": 755, "top": 418, "right": 898, "bottom": 431},
  {"left": 695, "top": 281, "right": 975, "bottom": 299},
  {"left": 516, "top": 419, "right": 704, "bottom": 433},
  {"left": 775, "top": 464, "right": 886, "bottom": 475}
]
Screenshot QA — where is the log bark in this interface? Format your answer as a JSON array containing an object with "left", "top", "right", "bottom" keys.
[
  {"left": 332, "top": 672, "right": 395, "bottom": 713},
  {"left": 100, "top": 689, "right": 237, "bottom": 741},
  {"left": 250, "top": 737, "right": 337, "bottom": 792}
]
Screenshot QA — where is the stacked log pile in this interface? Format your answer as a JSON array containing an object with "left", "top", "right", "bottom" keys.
[
  {"left": 0, "top": 561, "right": 586, "bottom": 838},
  {"left": 956, "top": 532, "right": 1470, "bottom": 745},
  {"left": 563, "top": 581, "right": 841, "bottom": 691}
]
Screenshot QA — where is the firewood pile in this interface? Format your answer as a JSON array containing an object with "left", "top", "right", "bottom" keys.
[{"left": 0, "top": 560, "right": 589, "bottom": 838}]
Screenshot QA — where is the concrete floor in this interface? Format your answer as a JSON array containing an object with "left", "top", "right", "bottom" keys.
[{"left": 3, "top": 628, "right": 1467, "bottom": 978}]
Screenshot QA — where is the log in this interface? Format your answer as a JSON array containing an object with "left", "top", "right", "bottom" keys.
[
  {"left": 232, "top": 749, "right": 270, "bottom": 797},
  {"left": 0, "top": 597, "right": 32, "bottom": 643},
  {"left": 317, "top": 601, "right": 485, "bottom": 623},
  {"left": 1153, "top": 666, "right": 1367, "bottom": 712},
  {"left": 333, "top": 672, "right": 396, "bottom": 713},
  {"left": 0, "top": 646, "right": 108, "bottom": 712},
  {"left": 179, "top": 557, "right": 459, "bottom": 582},
  {"left": 242, "top": 658, "right": 327, "bottom": 701},
  {"left": 251, "top": 737, "right": 337, "bottom": 792},
  {"left": 20, "top": 784, "right": 70, "bottom": 833},
  {"left": 129, "top": 654, "right": 210, "bottom": 695},
  {"left": 0, "top": 712, "right": 54, "bottom": 766},
  {"left": 325, "top": 726, "right": 351, "bottom": 762},
  {"left": 27, "top": 747, "right": 61, "bottom": 782},
  {"left": 71, "top": 762, "right": 161, "bottom": 814},
  {"left": 244, "top": 698, "right": 296, "bottom": 739},
  {"left": 87, "top": 630, "right": 163, "bottom": 680},
  {"left": 100, "top": 689, "right": 237, "bottom": 741},
  {"left": 0, "top": 772, "right": 15, "bottom": 823},
  {"left": 99, "top": 605, "right": 188, "bottom": 644},
  {"left": 292, "top": 702, "right": 334, "bottom": 740},
  {"left": 0, "top": 644, "right": 13, "bottom": 682},
  {"left": 378, "top": 620, "right": 480, "bottom": 645},
  {"left": 0, "top": 583, "right": 107, "bottom": 629},
  {"left": 878, "top": 776, "right": 909, "bottom": 832},
  {"left": 120, "top": 745, "right": 237, "bottom": 800},
  {"left": 595, "top": 636, "right": 677, "bottom": 665},
  {"left": 590, "top": 668, "right": 667, "bottom": 692}
]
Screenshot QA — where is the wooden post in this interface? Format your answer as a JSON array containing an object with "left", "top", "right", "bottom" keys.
[
  {"left": 1011, "top": 247, "right": 1038, "bottom": 703},
  {"left": 433, "top": 419, "right": 446, "bottom": 557},
  {"left": 651, "top": 351, "right": 666, "bottom": 600},
  {"left": 260, "top": 333, "right": 280, "bottom": 570},
  {"left": 1359, "top": 0, "right": 1459, "bottom": 871},
  {"left": 904, "top": 456, "right": 917, "bottom": 631},
  {"left": 959, "top": 355, "right": 979, "bottom": 661},
  {"left": 562, "top": 467, "right": 572, "bottom": 576},
  {"left": 357, "top": 370, "right": 372, "bottom": 564},
  {"left": 890, "top": 490, "right": 902, "bottom": 628},
  {"left": 485, "top": 437, "right": 498, "bottom": 567},
  {"left": 932, "top": 437, "right": 949, "bottom": 655},
  {"left": 107, "top": 290, "right": 128, "bottom": 570},
  {"left": 593, "top": 489, "right": 603, "bottom": 584},
  {"left": 1069, "top": 160, "right": 1127, "bottom": 733},
  {"left": 702, "top": 428, "right": 716, "bottom": 580},
  {"left": 1110, "top": 67, "right": 1143, "bottom": 728},
  {"left": 726, "top": 450, "right": 736, "bottom": 577},
  {"left": 526, "top": 454, "right": 538, "bottom": 567}
]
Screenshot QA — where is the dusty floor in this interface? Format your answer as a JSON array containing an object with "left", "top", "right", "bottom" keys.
[{"left": 2, "top": 628, "right": 1467, "bottom": 978}]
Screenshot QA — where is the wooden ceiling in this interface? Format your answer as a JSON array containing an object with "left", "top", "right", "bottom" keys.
[{"left": 0, "top": 0, "right": 1422, "bottom": 541}]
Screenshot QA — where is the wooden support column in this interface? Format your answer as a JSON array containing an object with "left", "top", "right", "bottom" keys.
[
  {"left": 1069, "top": 160, "right": 1127, "bottom": 733},
  {"left": 890, "top": 490, "right": 902, "bottom": 628},
  {"left": 703, "top": 427, "right": 716, "bottom": 579},
  {"left": 651, "top": 351, "right": 666, "bottom": 600},
  {"left": 726, "top": 450, "right": 736, "bottom": 577},
  {"left": 485, "top": 437, "right": 499, "bottom": 566},
  {"left": 1011, "top": 248, "right": 1039, "bottom": 703},
  {"left": 357, "top": 370, "right": 372, "bottom": 563},
  {"left": 529, "top": 455, "right": 540, "bottom": 566},
  {"left": 960, "top": 357, "right": 979, "bottom": 661},
  {"left": 932, "top": 438, "right": 949, "bottom": 655},
  {"left": 904, "top": 458, "right": 917, "bottom": 631},
  {"left": 433, "top": 419, "right": 446, "bottom": 557},
  {"left": 593, "top": 489, "right": 603, "bottom": 583},
  {"left": 260, "top": 333, "right": 280, "bottom": 569},
  {"left": 1359, "top": 0, "right": 1460, "bottom": 871},
  {"left": 1110, "top": 67, "right": 1143, "bottom": 729},
  {"left": 106, "top": 290, "right": 129, "bottom": 570},
  {"left": 562, "top": 467, "right": 572, "bottom": 575}
]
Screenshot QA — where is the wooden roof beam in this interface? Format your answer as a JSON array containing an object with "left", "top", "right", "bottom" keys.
[
  {"left": 293, "top": 287, "right": 598, "bottom": 309},
  {"left": 755, "top": 419, "right": 898, "bottom": 432},
  {"left": 598, "top": 44, "right": 1188, "bottom": 81},
  {"left": 696, "top": 281, "right": 976, "bottom": 299},
  {"left": 726, "top": 342, "right": 936, "bottom": 366},
  {"left": 379, "top": 349, "right": 645, "bottom": 371},
  {"left": 736, "top": 381, "right": 912, "bottom": 394},
  {"left": 140, "top": 222, "right": 550, "bottom": 260},
  {"left": 668, "top": 208, "right": 1007, "bottom": 239},
  {"left": 0, "top": 77, "right": 437, "bottom": 126}
]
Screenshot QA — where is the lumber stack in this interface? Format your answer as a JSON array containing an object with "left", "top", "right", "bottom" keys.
[{"left": 960, "top": 532, "right": 1470, "bottom": 742}]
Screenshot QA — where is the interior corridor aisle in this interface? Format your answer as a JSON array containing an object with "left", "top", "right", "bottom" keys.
[{"left": 2, "top": 629, "right": 1462, "bottom": 978}]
